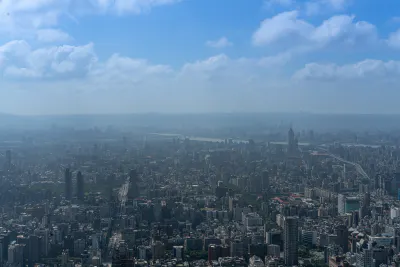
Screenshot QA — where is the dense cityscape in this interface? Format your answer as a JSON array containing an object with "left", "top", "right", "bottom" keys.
[{"left": 0, "top": 114, "right": 399, "bottom": 267}]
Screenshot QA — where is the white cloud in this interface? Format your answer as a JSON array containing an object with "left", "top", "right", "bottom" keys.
[
  {"left": 388, "top": 29, "right": 400, "bottom": 49},
  {"left": 0, "top": 40, "right": 97, "bottom": 78},
  {"left": 252, "top": 11, "right": 313, "bottom": 46},
  {"left": 36, "top": 29, "right": 71, "bottom": 43},
  {"left": 91, "top": 0, "right": 182, "bottom": 15},
  {"left": 305, "top": 0, "right": 349, "bottom": 15},
  {"left": 391, "top": 17, "right": 400, "bottom": 24},
  {"left": 0, "top": 0, "right": 181, "bottom": 14},
  {"left": 0, "top": 0, "right": 181, "bottom": 36},
  {"left": 293, "top": 59, "right": 400, "bottom": 81},
  {"left": 310, "top": 15, "right": 377, "bottom": 45},
  {"left": 205, "top": 37, "right": 233, "bottom": 48},
  {"left": 258, "top": 52, "right": 292, "bottom": 66},
  {"left": 0, "top": 39, "right": 287, "bottom": 85},
  {"left": 253, "top": 11, "right": 377, "bottom": 49},
  {"left": 263, "top": 0, "right": 351, "bottom": 15},
  {"left": 90, "top": 54, "right": 173, "bottom": 84},
  {"left": 264, "top": 0, "right": 295, "bottom": 9}
]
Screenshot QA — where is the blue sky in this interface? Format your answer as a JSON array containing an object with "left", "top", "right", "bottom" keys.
[{"left": 1, "top": 0, "right": 400, "bottom": 115}]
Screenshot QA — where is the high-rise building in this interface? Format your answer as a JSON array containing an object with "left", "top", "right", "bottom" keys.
[
  {"left": 34, "top": 228, "right": 49, "bottom": 257},
  {"left": 128, "top": 169, "right": 139, "bottom": 199},
  {"left": 335, "top": 225, "right": 349, "bottom": 253},
  {"left": 356, "top": 247, "right": 373, "bottom": 267},
  {"left": 5, "top": 150, "right": 11, "bottom": 169},
  {"left": 338, "top": 194, "right": 345, "bottom": 215},
  {"left": 284, "top": 216, "right": 298, "bottom": 266},
  {"left": 230, "top": 240, "right": 243, "bottom": 257},
  {"left": 28, "top": 235, "right": 40, "bottom": 266},
  {"left": 173, "top": 246, "right": 183, "bottom": 260},
  {"left": 363, "top": 192, "right": 371, "bottom": 208},
  {"left": 152, "top": 241, "right": 165, "bottom": 260},
  {"left": 267, "top": 244, "right": 280, "bottom": 258},
  {"left": 76, "top": 171, "right": 84, "bottom": 201},
  {"left": 61, "top": 250, "right": 69, "bottom": 267},
  {"left": 64, "top": 168, "right": 72, "bottom": 200},
  {"left": 208, "top": 244, "right": 220, "bottom": 262},
  {"left": 112, "top": 241, "right": 134, "bottom": 267},
  {"left": 339, "top": 194, "right": 360, "bottom": 215},
  {"left": 288, "top": 128, "right": 295, "bottom": 154},
  {"left": 8, "top": 242, "right": 24, "bottom": 267},
  {"left": 262, "top": 171, "right": 269, "bottom": 194},
  {"left": 0, "top": 234, "right": 10, "bottom": 262}
]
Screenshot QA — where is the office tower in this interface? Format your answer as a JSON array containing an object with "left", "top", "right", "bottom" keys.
[
  {"left": 230, "top": 240, "right": 243, "bottom": 257},
  {"left": 73, "top": 239, "right": 85, "bottom": 257},
  {"left": 107, "top": 174, "right": 115, "bottom": 201},
  {"left": 128, "top": 169, "right": 139, "bottom": 199},
  {"left": 249, "top": 243, "right": 268, "bottom": 259},
  {"left": 301, "top": 230, "right": 316, "bottom": 248},
  {"left": 363, "top": 192, "right": 371, "bottom": 208},
  {"left": 5, "top": 150, "right": 11, "bottom": 169},
  {"left": 0, "top": 235, "right": 10, "bottom": 263},
  {"left": 267, "top": 244, "right": 280, "bottom": 258},
  {"left": 288, "top": 128, "right": 295, "bottom": 154},
  {"left": 152, "top": 241, "right": 165, "bottom": 260},
  {"left": 335, "top": 225, "right": 349, "bottom": 253},
  {"left": 64, "top": 168, "right": 72, "bottom": 200},
  {"left": 338, "top": 194, "right": 346, "bottom": 215},
  {"left": 356, "top": 246, "right": 373, "bottom": 267},
  {"left": 76, "top": 171, "right": 84, "bottom": 201},
  {"left": 173, "top": 246, "right": 183, "bottom": 260},
  {"left": 112, "top": 241, "right": 134, "bottom": 267},
  {"left": 63, "top": 235, "right": 74, "bottom": 256},
  {"left": 208, "top": 244, "right": 220, "bottom": 262},
  {"left": 8, "top": 242, "right": 24, "bottom": 267},
  {"left": 284, "top": 216, "right": 298, "bottom": 266},
  {"left": 262, "top": 171, "right": 269, "bottom": 194},
  {"left": 28, "top": 235, "right": 40, "bottom": 266},
  {"left": 61, "top": 250, "right": 69, "bottom": 267},
  {"left": 34, "top": 229, "right": 49, "bottom": 257}
]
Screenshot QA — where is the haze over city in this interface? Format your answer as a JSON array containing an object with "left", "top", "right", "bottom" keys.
[{"left": 2, "top": 2, "right": 400, "bottom": 267}]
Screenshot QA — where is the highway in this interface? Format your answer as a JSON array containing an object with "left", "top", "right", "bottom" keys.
[
  {"left": 118, "top": 177, "right": 130, "bottom": 208},
  {"left": 107, "top": 232, "right": 122, "bottom": 259},
  {"left": 106, "top": 176, "right": 130, "bottom": 261},
  {"left": 317, "top": 147, "right": 369, "bottom": 180},
  {"left": 298, "top": 146, "right": 309, "bottom": 171}
]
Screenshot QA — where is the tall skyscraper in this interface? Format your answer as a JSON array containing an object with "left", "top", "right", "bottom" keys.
[
  {"left": 288, "top": 128, "right": 294, "bottom": 151},
  {"left": 76, "top": 171, "right": 84, "bottom": 201},
  {"left": 288, "top": 128, "right": 297, "bottom": 155},
  {"left": 284, "top": 216, "right": 298, "bottom": 266},
  {"left": 363, "top": 192, "right": 371, "bottom": 208},
  {"left": 64, "top": 168, "right": 72, "bottom": 200},
  {"left": 128, "top": 169, "right": 139, "bottom": 200},
  {"left": 356, "top": 245, "right": 373, "bottom": 267},
  {"left": 262, "top": 171, "right": 269, "bottom": 194},
  {"left": 335, "top": 225, "right": 349, "bottom": 253},
  {"left": 28, "top": 235, "right": 40, "bottom": 265},
  {"left": 5, "top": 150, "right": 11, "bottom": 170},
  {"left": 338, "top": 194, "right": 346, "bottom": 215}
]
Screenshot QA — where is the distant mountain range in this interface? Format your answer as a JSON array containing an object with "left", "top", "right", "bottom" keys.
[{"left": 0, "top": 113, "right": 398, "bottom": 131}]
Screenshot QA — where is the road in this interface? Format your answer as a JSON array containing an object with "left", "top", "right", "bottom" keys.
[
  {"left": 118, "top": 177, "right": 130, "bottom": 208},
  {"left": 298, "top": 146, "right": 309, "bottom": 171},
  {"left": 317, "top": 147, "right": 369, "bottom": 180},
  {"left": 107, "top": 232, "right": 122, "bottom": 259},
  {"left": 106, "top": 176, "right": 130, "bottom": 261}
]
